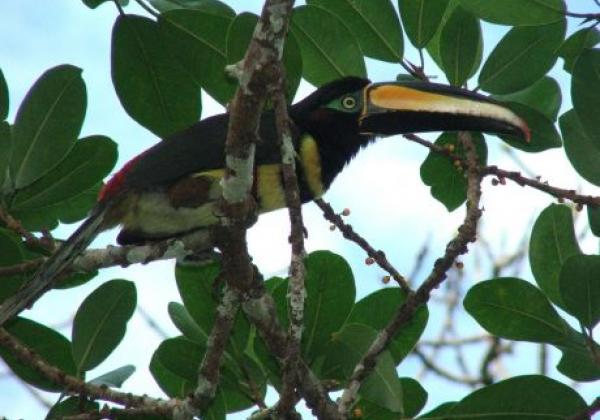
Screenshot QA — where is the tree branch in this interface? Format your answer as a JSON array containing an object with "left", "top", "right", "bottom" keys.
[
  {"left": 0, "top": 327, "right": 175, "bottom": 415},
  {"left": 314, "top": 198, "right": 411, "bottom": 293},
  {"left": 412, "top": 347, "right": 481, "bottom": 386},
  {"left": 181, "top": 287, "right": 240, "bottom": 417},
  {"left": 243, "top": 292, "right": 341, "bottom": 419},
  {"left": 0, "top": 229, "right": 215, "bottom": 279},
  {"left": 338, "top": 132, "right": 483, "bottom": 415},
  {"left": 273, "top": 75, "right": 307, "bottom": 417},
  {"left": 0, "top": 230, "right": 214, "bottom": 324},
  {"left": 403, "top": 133, "right": 600, "bottom": 207},
  {"left": 567, "top": 397, "right": 600, "bottom": 420}
]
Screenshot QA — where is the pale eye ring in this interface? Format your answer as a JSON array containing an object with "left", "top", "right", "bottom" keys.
[{"left": 341, "top": 96, "right": 357, "bottom": 109}]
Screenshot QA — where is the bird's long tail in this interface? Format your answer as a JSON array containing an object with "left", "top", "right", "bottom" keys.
[{"left": 0, "top": 203, "right": 109, "bottom": 326}]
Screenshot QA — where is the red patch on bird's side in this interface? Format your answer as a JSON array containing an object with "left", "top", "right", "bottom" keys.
[{"left": 98, "top": 154, "right": 143, "bottom": 202}]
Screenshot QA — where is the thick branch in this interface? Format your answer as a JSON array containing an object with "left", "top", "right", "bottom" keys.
[
  {"left": 181, "top": 287, "right": 240, "bottom": 418},
  {"left": 243, "top": 292, "right": 341, "bottom": 419},
  {"left": 0, "top": 328, "right": 174, "bottom": 414},
  {"left": 0, "top": 230, "right": 214, "bottom": 326},
  {"left": 212, "top": 1, "right": 337, "bottom": 418}
]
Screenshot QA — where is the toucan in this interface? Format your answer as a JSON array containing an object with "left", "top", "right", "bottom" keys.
[{"left": 0, "top": 77, "right": 529, "bottom": 324}]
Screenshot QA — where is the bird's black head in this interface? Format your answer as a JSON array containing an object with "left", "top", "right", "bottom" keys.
[{"left": 289, "top": 77, "right": 530, "bottom": 191}]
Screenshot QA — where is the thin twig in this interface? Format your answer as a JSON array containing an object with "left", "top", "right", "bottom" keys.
[
  {"left": 136, "top": 306, "right": 169, "bottom": 339},
  {"left": 413, "top": 347, "right": 481, "bottom": 386},
  {"left": 132, "top": 0, "right": 159, "bottom": 17},
  {"left": 112, "top": 0, "right": 125, "bottom": 15},
  {"left": 0, "top": 258, "right": 44, "bottom": 276},
  {"left": 403, "top": 133, "right": 600, "bottom": 207},
  {"left": 315, "top": 198, "right": 411, "bottom": 293},
  {"left": 567, "top": 397, "right": 600, "bottom": 420},
  {"left": 0, "top": 207, "right": 51, "bottom": 251},
  {"left": 338, "top": 132, "right": 483, "bottom": 415},
  {"left": 563, "top": 10, "right": 600, "bottom": 20},
  {"left": 419, "top": 334, "right": 490, "bottom": 347},
  {"left": 273, "top": 74, "right": 307, "bottom": 417}
]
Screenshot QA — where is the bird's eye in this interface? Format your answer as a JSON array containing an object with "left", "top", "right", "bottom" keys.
[{"left": 341, "top": 96, "right": 357, "bottom": 109}]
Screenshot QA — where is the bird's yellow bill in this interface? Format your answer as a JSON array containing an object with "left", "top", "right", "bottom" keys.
[{"left": 360, "top": 82, "right": 530, "bottom": 141}]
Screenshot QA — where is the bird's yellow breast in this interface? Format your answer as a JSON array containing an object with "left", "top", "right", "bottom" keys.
[{"left": 299, "top": 135, "right": 324, "bottom": 198}]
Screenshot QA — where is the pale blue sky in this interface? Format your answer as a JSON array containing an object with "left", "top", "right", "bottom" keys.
[{"left": 0, "top": 1, "right": 597, "bottom": 418}]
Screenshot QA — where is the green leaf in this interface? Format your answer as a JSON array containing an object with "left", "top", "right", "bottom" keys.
[
  {"left": 353, "top": 380, "right": 427, "bottom": 420},
  {"left": 420, "top": 132, "right": 486, "bottom": 211},
  {"left": 498, "top": 102, "right": 562, "bottom": 152},
  {"left": 557, "top": 343, "right": 600, "bottom": 382},
  {"left": 154, "top": 336, "right": 203, "bottom": 382},
  {"left": 150, "top": 348, "right": 193, "bottom": 398},
  {"left": 418, "top": 401, "right": 457, "bottom": 418},
  {"left": 564, "top": 28, "right": 600, "bottom": 58},
  {"left": 559, "top": 27, "right": 600, "bottom": 73},
  {"left": 291, "top": 5, "right": 366, "bottom": 86},
  {"left": 464, "top": 277, "right": 570, "bottom": 344},
  {"left": 494, "top": 76, "right": 561, "bottom": 121},
  {"left": 0, "top": 228, "right": 26, "bottom": 304},
  {"left": 400, "top": 377, "right": 428, "bottom": 417},
  {"left": 399, "top": 0, "right": 450, "bottom": 48},
  {"left": 0, "top": 121, "right": 11, "bottom": 191},
  {"left": 111, "top": 15, "right": 201, "bottom": 138},
  {"left": 425, "top": 0, "right": 458, "bottom": 70},
  {"left": 559, "top": 255, "right": 600, "bottom": 328},
  {"left": 572, "top": 48, "right": 600, "bottom": 146},
  {"left": 176, "top": 262, "right": 250, "bottom": 361},
  {"left": 324, "top": 324, "right": 403, "bottom": 413},
  {"left": 226, "top": 12, "right": 302, "bottom": 102},
  {"left": 303, "top": 250, "right": 356, "bottom": 362},
  {"left": 89, "top": 364, "right": 136, "bottom": 388},
  {"left": 529, "top": 204, "right": 581, "bottom": 310},
  {"left": 439, "top": 6, "right": 482, "bottom": 87},
  {"left": 478, "top": 20, "right": 566, "bottom": 94},
  {"left": 54, "top": 267, "right": 98, "bottom": 290},
  {"left": 10, "top": 65, "right": 86, "bottom": 189},
  {"left": 56, "top": 183, "right": 102, "bottom": 224},
  {"left": 0, "top": 317, "right": 77, "bottom": 392},
  {"left": 12, "top": 183, "right": 101, "bottom": 233},
  {"left": 449, "top": 375, "right": 587, "bottom": 419},
  {"left": 153, "top": 336, "right": 253, "bottom": 414},
  {"left": 148, "top": 0, "right": 235, "bottom": 16},
  {"left": 159, "top": 9, "right": 235, "bottom": 105},
  {"left": 72, "top": 279, "right": 137, "bottom": 374},
  {"left": 168, "top": 301, "right": 207, "bottom": 344},
  {"left": 0, "top": 68, "right": 8, "bottom": 120},
  {"left": 46, "top": 397, "right": 99, "bottom": 420},
  {"left": 168, "top": 302, "right": 254, "bottom": 396},
  {"left": 348, "top": 287, "right": 428, "bottom": 364},
  {"left": 560, "top": 109, "right": 600, "bottom": 187},
  {"left": 307, "top": 0, "right": 403, "bottom": 62},
  {"left": 588, "top": 204, "right": 600, "bottom": 237},
  {"left": 12, "top": 136, "right": 116, "bottom": 210},
  {"left": 458, "top": 0, "right": 565, "bottom": 25},
  {"left": 83, "top": 0, "right": 128, "bottom": 8},
  {"left": 219, "top": 354, "right": 266, "bottom": 413}
]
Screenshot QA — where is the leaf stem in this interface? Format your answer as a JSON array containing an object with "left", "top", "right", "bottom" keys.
[{"left": 132, "top": 0, "right": 160, "bottom": 18}]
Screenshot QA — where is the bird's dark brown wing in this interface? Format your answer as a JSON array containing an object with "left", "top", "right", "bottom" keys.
[{"left": 121, "top": 111, "right": 287, "bottom": 191}]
